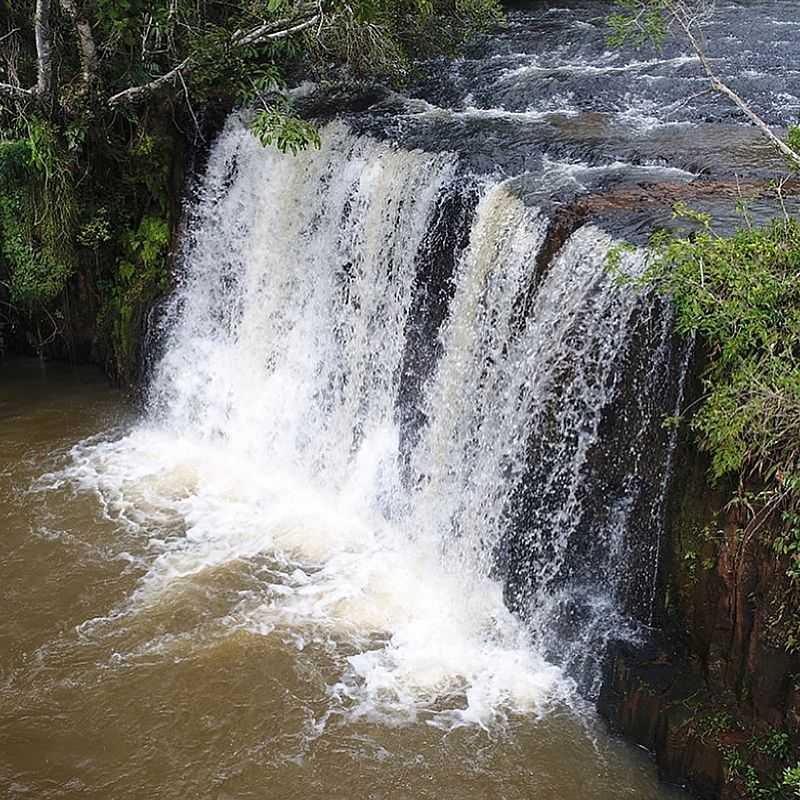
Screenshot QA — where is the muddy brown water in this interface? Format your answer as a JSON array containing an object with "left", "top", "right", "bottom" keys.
[{"left": 0, "top": 359, "right": 685, "bottom": 799}]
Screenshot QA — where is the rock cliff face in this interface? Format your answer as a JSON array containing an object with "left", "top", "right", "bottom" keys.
[{"left": 598, "top": 413, "right": 800, "bottom": 798}]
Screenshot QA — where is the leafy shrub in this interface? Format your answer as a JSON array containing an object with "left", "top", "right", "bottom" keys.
[
  {"left": 615, "top": 208, "right": 800, "bottom": 630},
  {"left": 754, "top": 730, "right": 792, "bottom": 762},
  {"left": 250, "top": 106, "right": 321, "bottom": 154},
  {"left": 784, "top": 763, "right": 800, "bottom": 797},
  {"left": 0, "top": 125, "right": 77, "bottom": 308},
  {"left": 641, "top": 213, "right": 800, "bottom": 488}
]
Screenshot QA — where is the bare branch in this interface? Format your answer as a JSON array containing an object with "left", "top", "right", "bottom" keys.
[
  {"left": 237, "top": 12, "right": 320, "bottom": 46},
  {"left": 0, "top": 82, "right": 32, "bottom": 100},
  {"left": 0, "top": 28, "right": 20, "bottom": 45},
  {"left": 59, "top": 0, "right": 98, "bottom": 89},
  {"left": 108, "top": 12, "right": 321, "bottom": 108},
  {"left": 231, "top": 3, "right": 317, "bottom": 40},
  {"left": 108, "top": 56, "right": 192, "bottom": 107},
  {"left": 664, "top": 0, "right": 800, "bottom": 170},
  {"left": 179, "top": 69, "right": 205, "bottom": 143},
  {"left": 775, "top": 176, "right": 791, "bottom": 224}
]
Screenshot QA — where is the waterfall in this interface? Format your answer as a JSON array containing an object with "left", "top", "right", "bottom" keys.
[{"left": 67, "top": 117, "right": 685, "bottom": 725}]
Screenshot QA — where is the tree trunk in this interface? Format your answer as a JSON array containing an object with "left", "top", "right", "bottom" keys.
[
  {"left": 60, "top": 0, "right": 98, "bottom": 90},
  {"left": 34, "top": 0, "right": 53, "bottom": 99}
]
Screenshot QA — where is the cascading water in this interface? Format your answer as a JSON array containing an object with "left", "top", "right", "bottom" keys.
[
  {"left": 62, "top": 113, "right": 686, "bottom": 726},
  {"left": 7, "top": 4, "right": 798, "bottom": 796}
]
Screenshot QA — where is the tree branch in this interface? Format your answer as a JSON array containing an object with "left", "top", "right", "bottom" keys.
[
  {"left": 0, "top": 28, "right": 20, "bottom": 45},
  {"left": 34, "top": 0, "right": 53, "bottom": 98},
  {"left": 666, "top": 0, "right": 800, "bottom": 170},
  {"left": 0, "top": 83, "right": 32, "bottom": 100},
  {"left": 107, "top": 56, "right": 192, "bottom": 107},
  {"left": 107, "top": 13, "right": 321, "bottom": 108},
  {"left": 236, "top": 11, "right": 320, "bottom": 46},
  {"left": 59, "top": 0, "right": 98, "bottom": 89}
]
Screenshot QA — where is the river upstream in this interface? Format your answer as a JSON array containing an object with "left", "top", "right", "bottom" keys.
[{"left": 1, "top": 1, "right": 797, "bottom": 798}]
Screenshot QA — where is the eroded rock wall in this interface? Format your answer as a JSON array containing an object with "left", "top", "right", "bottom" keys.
[{"left": 599, "top": 421, "right": 800, "bottom": 798}]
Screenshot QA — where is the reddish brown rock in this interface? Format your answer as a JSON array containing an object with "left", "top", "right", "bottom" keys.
[{"left": 598, "top": 437, "right": 800, "bottom": 798}]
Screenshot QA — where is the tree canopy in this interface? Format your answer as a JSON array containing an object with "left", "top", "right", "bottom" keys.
[{"left": 0, "top": 0, "right": 501, "bottom": 371}]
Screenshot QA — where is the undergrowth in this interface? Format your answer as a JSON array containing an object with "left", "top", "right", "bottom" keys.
[{"left": 0, "top": 122, "right": 77, "bottom": 309}]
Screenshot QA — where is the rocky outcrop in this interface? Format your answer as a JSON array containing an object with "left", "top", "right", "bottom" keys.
[
  {"left": 571, "top": 179, "right": 800, "bottom": 216},
  {"left": 599, "top": 427, "right": 800, "bottom": 798},
  {"left": 599, "top": 638, "right": 727, "bottom": 798}
]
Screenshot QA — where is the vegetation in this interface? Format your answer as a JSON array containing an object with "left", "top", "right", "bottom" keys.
[
  {"left": 642, "top": 211, "right": 800, "bottom": 488},
  {"left": 685, "top": 711, "right": 798, "bottom": 799},
  {"left": 605, "top": 2, "right": 800, "bottom": 781},
  {"left": 606, "top": 1, "right": 800, "bottom": 664},
  {"left": 0, "top": 0, "right": 501, "bottom": 373},
  {"left": 614, "top": 204, "right": 800, "bottom": 651},
  {"left": 784, "top": 763, "right": 800, "bottom": 798}
]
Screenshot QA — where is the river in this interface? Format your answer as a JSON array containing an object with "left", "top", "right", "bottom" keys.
[
  {"left": 2, "top": 0, "right": 797, "bottom": 797},
  {"left": 0, "top": 360, "right": 684, "bottom": 797}
]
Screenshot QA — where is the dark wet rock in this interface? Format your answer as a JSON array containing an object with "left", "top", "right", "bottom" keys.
[
  {"left": 599, "top": 638, "right": 729, "bottom": 799},
  {"left": 398, "top": 179, "right": 480, "bottom": 456},
  {"left": 599, "top": 632, "right": 800, "bottom": 799},
  {"left": 572, "top": 179, "right": 800, "bottom": 215},
  {"left": 565, "top": 179, "right": 800, "bottom": 241},
  {"left": 137, "top": 294, "right": 174, "bottom": 397},
  {"left": 599, "top": 416, "right": 800, "bottom": 798},
  {"left": 295, "top": 83, "right": 393, "bottom": 121}
]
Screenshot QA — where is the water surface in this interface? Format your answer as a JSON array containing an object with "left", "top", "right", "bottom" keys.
[{"left": 0, "top": 361, "right": 683, "bottom": 798}]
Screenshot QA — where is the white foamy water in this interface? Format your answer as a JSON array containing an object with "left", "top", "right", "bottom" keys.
[{"left": 57, "top": 118, "right": 679, "bottom": 727}]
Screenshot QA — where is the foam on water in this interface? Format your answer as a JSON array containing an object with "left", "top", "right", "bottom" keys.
[
  {"left": 65, "top": 421, "right": 569, "bottom": 727},
  {"left": 56, "top": 118, "right": 677, "bottom": 727}
]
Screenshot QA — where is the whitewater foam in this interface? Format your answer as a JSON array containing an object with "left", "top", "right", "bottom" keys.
[{"left": 54, "top": 118, "right": 680, "bottom": 726}]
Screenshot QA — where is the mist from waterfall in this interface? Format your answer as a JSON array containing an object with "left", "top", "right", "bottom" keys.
[{"left": 63, "top": 117, "right": 685, "bottom": 726}]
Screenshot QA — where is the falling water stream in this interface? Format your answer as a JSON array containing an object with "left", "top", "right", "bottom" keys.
[{"left": 2, "top": 1, "right": 796, "bottom": 797}]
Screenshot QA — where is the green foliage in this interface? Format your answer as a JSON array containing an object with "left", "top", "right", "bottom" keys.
[
  {"left": 125, "top": 215, "right": 170, "bottom": 274},
  {"left": 720, "top": 740, "right": 799, "bottom": 799},
  {"left": 0, "top": 122, "right": 77, "bottom": 308},
  {"left": 0, "top": 191, "right": 70, "bottom": 305},
  {"left": 607, "top": 0, "right": 668, "bottom": 48},
  {"left": 784, "top": 763, "right": 800, "bottom": 797},
  {"left": 754, "top": 730, "right": 792, "bottom": 762},
  {"left": 638, "top": 213, "right": 800, "bottom": 488},
  {"left": 78, "top": 208, "right": 113, "bottom": 249},
  {"left": 697, "top": 710, "right": 735, "bottom": 744},
  {"left": 0, "top": 0, "right": 502, "bottom": 372},
  {"left": 681, "top": 524, "right": 722, "bottom": 583},
  {"left": 606, "top": 240, "right": 637, "bottom": 273},
  {"left": 774, "top": 510, "right": 800, "bottom": 583},
  {"left": 95, "top": 0, "right": 151, "bottom": 43},
  {"left": 722, "top": 744, "right": 747, "bottom": 778},
  {"left": 788, "top": 127, "right": 800, "bottom": 173},
  {"left": 681, "top": 541, "right": 716, "bottom": 584},
  {"left": 311, "top": 0, "right": 503, "bottom": 79},
  {"left": 102, "top": 213, "right": 171, "bottom": 372},
  {"left": 250, "top": 105, "right": 321, "bottom": 154},
  {"left": 680, "top": 712, "right": 796, "bottom": 799},
  {"left": 624, "top": 207, "right": 800, "bottom": 653}
]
